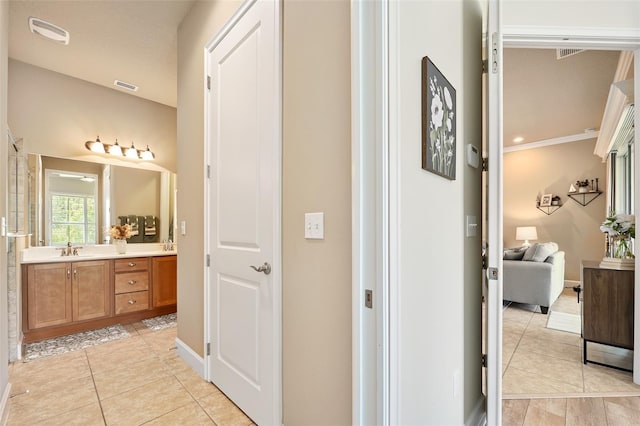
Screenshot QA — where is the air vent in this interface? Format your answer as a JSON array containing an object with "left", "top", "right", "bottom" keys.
[
  {"left": 28, "top": 17, "right": 69, "bottom": 45},
  {"left": 556, "top": 48, "right": 585, "bottom": 60},
  {"left": 114, "top": 80, "right": 139, "bottom": 92}
]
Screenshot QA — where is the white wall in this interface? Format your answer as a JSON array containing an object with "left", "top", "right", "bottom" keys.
[
  {"left": 0, "top": 0, "right": 11, "bottom": 421},
  {"left": 389, "top": 1, "right": 483, "bottom": 424}
]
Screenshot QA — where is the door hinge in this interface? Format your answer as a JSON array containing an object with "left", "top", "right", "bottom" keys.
[
  {"left": 482, "top": 59, "right": 488, "bottom": 74},
  {"left": 207, "top": 342, "right": 211, "bottom": 356},
  {"left": 482, "top": 157, "right": 488, "bottom": 171},
  {"left": 482, "top": 353, "right": 487, "bottom": 367},
  {"left": 207, "top": 75, "right": 211, "bottom": 90},
  {"left": 206, "top": 254, "right": 210, "bottom": 267},
  {"left": 491, "top": 32, "right": 499, "bottom": 74},
  {"left": 482, "top": 254, "right": 488, "bottom": 270}
]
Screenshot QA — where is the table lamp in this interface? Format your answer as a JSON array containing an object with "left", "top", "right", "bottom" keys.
[{"left": 516, "top": 226, "right": 538, "bottom": 247}]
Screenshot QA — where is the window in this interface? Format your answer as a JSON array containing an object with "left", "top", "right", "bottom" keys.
[
  {"left": 45, "top": 170, "right": 98, "bottom": 246},
  {"left": 50, "top": 194, "right": 96, "bottom": 245}
]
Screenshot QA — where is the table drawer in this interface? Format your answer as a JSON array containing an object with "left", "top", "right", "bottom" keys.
[
  {"left": 114, "top": 258, "right": 148, "bottom": 273},
  {"left": 115, "top": 271, "right": 149, "bottom": 294},
  {"left": 115, "top": 291, "right": 149, "bottom": 314}
]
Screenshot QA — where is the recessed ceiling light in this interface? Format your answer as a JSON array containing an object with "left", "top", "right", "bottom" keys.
[
  {"left": 28, "top": 17, "right": 69, "bottom": 45},
  {"left": 513, "top": 137, "right": 524, "bottom": 143},
  {"left": 114, "top": 80, "right": 139, "bottom": 92}
]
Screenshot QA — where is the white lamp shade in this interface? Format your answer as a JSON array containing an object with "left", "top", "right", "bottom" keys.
[{"left": 516, "top": 226, "right": 538, "bottom": 242}]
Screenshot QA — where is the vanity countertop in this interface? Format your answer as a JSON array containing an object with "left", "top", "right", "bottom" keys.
[{"left": 20, "top": 243, "right": 177, "bottom": 264}]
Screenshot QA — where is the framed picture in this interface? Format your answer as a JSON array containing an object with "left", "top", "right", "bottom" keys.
[
  {"left": 422, "top": 56, "right": 457, "bottom": 180},
  {"left": 540, "top": 194, "right": 553, "bottom": 207}
]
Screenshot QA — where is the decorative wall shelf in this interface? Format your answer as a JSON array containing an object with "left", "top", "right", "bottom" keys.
[
  {"left": 567, "top": 190, "right": 602, "bottom": 206},
  {"left": 536, "top": 204, "right": 562, "bottom": 215}
]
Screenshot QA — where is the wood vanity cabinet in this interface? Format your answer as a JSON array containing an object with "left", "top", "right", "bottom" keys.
[
  {"left": 152, "top": 255, "right": 177, "bottom": 307},
  {"left": 25, "top": 260, "right": 111, "bottom": 330},
  {"left": 23, "top": 255, "right": 176, "bottom": 343}
]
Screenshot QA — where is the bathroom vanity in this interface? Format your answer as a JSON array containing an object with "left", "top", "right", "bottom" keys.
[{"left": 20, "top": 244, "right": 177, "bottom": 343}]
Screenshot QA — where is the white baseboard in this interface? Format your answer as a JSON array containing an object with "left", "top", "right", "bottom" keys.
[
  {"left": 175, "top": 337, "right": 205, "bottom": 379},
  {"left": 466, "top": 396, "right": 486, "bottom": 426},
  {"left": 565, "top": 280, "right": 580, "bottom": 287},
  {"left": 0, "top": 382, "right": 12, "bottom": 426}
]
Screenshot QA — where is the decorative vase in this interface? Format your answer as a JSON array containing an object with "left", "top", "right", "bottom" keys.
[
  {"left": 115, "top": 239, "right": 127, "bottom": 254},
  {"left": 578, "top": 186, "right": 588, "bottom": 193},
  {"left": 611, "top": 235, "right": 633, "bottom": 259}
]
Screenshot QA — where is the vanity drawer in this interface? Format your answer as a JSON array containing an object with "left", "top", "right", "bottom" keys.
[
  {"left": 114, "top": 258, "right": 149, "bottom": 273},
  {"left": 114, "top": 271, "right": 149, "bottom": 294},
  {"left": 115, "top": 290, "right": 149, "bottom": 314}
]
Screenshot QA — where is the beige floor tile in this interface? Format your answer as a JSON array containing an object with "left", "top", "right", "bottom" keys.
[
  {"left": 10, "top": 350, "right": 91, "bottom": 392},
  {"left": 86, "top": 338, "right": 156, "bottom": 374},
  {"left": 198, "top": 389, "right": 253, "bottom": 426},
  {"left": 7, "top": 375, "right": 99, "bottom": 425},
  {"left": 101, "top": 376, "right": 194, "bottom": 425},
  {"left": 583, "top": 364, "right": 640, "bottom": 393},
  {"left": 517, "top": 332, "right": 582, "bottom": 363},
  {"left": 144, "top": 400, "right": 215, "bottom": 425},
  {"left": 565, "top": 397, "right": 606, "bottom": 426},
  {"left": 523, "top": 398, "right": 566, "bottom": 426},
  {"left": 508, "top": 349, "right": 584, "bottom": 389},
  {"left": 523, "top": 325, "right": 582, "bottom": 347},
  {"left": 160, "top": 351, "right": 193, "bottom": 374},
  {"left": 35, "top": 401, "right": 105, "bottom": 426},
  {"left": 604, "top": 397, "right": 640, "bottom": 426},
  {"left": 503, "top": 366, "right": 583, "bottom": 395},
  {"left": 93, "top": 357, "right": 172, "bottom": 400},
  {"left": 142, "top": 328, "right": 178, "bottom": 355},
  {"left": 502, "top": 399, "right": 529, "bottom": 426},
  {"left": 175, "top": 367, "right": 219, "bottom": 399},
  {"left": 504, "top": 306, "right": 536, "bottom": 325}
]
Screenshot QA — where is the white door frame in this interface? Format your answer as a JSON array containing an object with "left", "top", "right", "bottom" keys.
[
  {"left": 352, "top": 2, "right": 640, "bottom": 423},
  {"left": 203, "top": 0, "right": 283, "bottom": 422}
]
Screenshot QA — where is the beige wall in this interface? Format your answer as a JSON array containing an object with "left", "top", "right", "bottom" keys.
[
  {"left": 504, "top": 140, "right": 607, "bottom": 281},
  {"left": 8, "top": 60, "right": 176, "bottom": 173},
  {"left": 0, "top": 0, "right": 11, "bottom": 416},
  {"left": 176, "top": 0, "right": 242, "bottom": 358},
  {"left": 112, "top": 166, "right": 160, "bottom": 219},
  {"left": 282, "top": 0, "right": 352, "bottom": 424}
]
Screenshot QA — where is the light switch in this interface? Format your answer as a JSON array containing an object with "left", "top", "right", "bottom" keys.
[
  {"left": 466, "top": 215, "right": 477, "bottom": 237},
  {"left": 304, "top": 212, "right": 324, "bottom": 239},
  {"left": 180, "top": 220, "right": 187, "bottom": 236}
]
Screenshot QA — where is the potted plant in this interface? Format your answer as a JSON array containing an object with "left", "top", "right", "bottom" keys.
[{"left": 576, "top": 179, "right": 590, "bottom": 193}]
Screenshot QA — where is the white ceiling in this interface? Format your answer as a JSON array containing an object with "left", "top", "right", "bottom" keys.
[
  {"left": 8, "top": 0, "right": 195, "bottom": 108},
  {"left": 504, "top": 48, "right": 625, "bottom": 149}
]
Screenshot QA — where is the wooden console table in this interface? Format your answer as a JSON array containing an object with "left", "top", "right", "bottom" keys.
[{"left": 581, "top": 261, "right": 634, "bottom": 372}]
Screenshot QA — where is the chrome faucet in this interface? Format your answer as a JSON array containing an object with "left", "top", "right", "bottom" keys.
[{"left": 57, "top": 242, "right": 82, "bottom": 256}]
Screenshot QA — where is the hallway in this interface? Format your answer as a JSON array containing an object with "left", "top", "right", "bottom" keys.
[{"left": 7, "top": 320, "right": 253, "bottom": 425}]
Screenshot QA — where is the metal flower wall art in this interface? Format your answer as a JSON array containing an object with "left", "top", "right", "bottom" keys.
[{"left": 422, "top": 56, "right": 457, "bottom": 180}]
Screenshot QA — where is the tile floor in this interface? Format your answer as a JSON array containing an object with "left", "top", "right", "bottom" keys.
[
  {"left": 503, "top": 288, "right": 640, "bottom": 397},
  {"left": 7, "top": 320, "right": 254, "bottom": 425}
]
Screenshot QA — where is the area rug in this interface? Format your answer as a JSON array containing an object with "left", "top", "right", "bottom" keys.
[
  {"left": 546, "top": 311, "right": 581, "bottom": 335},
  {"left": 142, "top": 313, "right": 177, "bottom": 331},
  {"left": 23, "top": 325, "right": 130, "bottom": 362}
]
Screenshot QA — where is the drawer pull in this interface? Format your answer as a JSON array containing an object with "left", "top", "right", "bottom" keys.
[
  {"left": 128, "top": 299, "right": 137, "bottom": 305},
  {"left": 128, "top": 262, "right": 136, "bottom": 267},
  {"left": 128, "top": 280, "right": 136, "bottom": 285}
]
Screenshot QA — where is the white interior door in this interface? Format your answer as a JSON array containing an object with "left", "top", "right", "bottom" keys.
[
  {"left": 205, "top": 1, "right": 281, "bottom": 425},
  {"left": 485, "top": 0, "right": 503, "bottom": 424}
]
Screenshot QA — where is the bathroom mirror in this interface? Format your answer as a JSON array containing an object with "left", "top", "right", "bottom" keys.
[{"left": 27, "top": 154, "right": 176, "bottom": 246}]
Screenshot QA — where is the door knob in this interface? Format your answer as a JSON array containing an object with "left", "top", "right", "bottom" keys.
[{"left": 249, "top": 262, "right": 272, "bottom": 275}]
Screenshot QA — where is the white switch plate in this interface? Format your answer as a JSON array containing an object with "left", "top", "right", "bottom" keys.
[
  {"left": 305, "top": 212, "right": 324, "bottom": 239},
  {"left": 180, "top": 220, "right": 187, "bottom": 236},
  {"left": 466, "top": 215, "right": 477, "bottom": 237}
]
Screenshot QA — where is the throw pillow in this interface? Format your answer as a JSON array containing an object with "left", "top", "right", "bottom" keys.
[
  {"left": 522, "top": 242, "right": 559, "bottom": 262},
  {"left": 503, "top": 248, "right": 526, "bottom": 260}
]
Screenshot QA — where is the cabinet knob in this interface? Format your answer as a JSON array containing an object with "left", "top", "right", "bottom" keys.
[
  {"left": 128, "top": 299, "right": 136, "bottom": 305},
  {"left": 128, "top": 280, "right": 136, "bottom": 285},
  {"left": 128, "top": 262, "right": 136, "bottom": 267}
]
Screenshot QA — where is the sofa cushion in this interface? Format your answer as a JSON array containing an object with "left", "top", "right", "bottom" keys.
[
  {"left": 504, "top": 248, "right": 526, "bottom": 260},
  {"left": 523, "top": 242, "right": 558, "bottom": 262}
]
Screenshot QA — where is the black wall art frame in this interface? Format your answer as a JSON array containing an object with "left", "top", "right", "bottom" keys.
[{"left": 422, "top": 56, "right": 456, "bottom": 180}]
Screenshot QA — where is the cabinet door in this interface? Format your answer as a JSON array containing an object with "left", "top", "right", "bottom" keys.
[
  {"left": 27, "top": 263, "right": 72, "bottom": 329},
  {"left": 152, "top": 256, "right": 177, "bottom": 307},
  {"left": 72, "top": 260, "right": 112, "bottom": 321}
]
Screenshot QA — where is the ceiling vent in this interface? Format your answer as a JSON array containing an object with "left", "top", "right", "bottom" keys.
[
  {"left": 556, "top": 48, "right": 585, "bottom": 60},
  {"left": 114, "top": 80, "right": 139, "bottom": 92},
  {"left": 28, "top": 17, "right": 69, "bottom": 45}
]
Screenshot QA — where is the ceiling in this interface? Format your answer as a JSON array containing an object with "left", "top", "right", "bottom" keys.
[
  {"left": 7, "top": 2, "right": 631, "bottom": 143},
  {"left": 504, "top": 48, "right": 627, "bottom": 149},
  {"left": 8, "top": 0, "right": 196, "bottom": 108}
]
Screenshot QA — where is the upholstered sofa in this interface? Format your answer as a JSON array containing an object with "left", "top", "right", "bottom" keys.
[{"left": 503, "top": 243, "right": 565, "bottom": 314}]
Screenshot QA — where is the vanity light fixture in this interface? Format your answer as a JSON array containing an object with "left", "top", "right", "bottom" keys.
[{"left": 84, "top": 136, "right": 155, "bottom": 161}]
